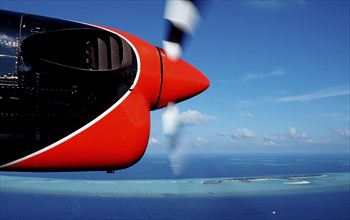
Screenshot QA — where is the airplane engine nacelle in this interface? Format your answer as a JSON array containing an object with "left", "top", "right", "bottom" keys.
[{"left": 0, "top": 10, "right": 209, "bottom": 172}]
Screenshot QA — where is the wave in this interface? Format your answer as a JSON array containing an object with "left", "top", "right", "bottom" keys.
[{"left": 284, "top": 181, "right": 310, "bottom": 185}]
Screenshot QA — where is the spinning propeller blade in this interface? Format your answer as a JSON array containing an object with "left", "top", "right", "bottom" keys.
[
  {"left": 163, "top": 0, "right": 201, "bottom": 59},
  {"left": 162, "top": 103, "right": 181, "bottom": 137},
  {"left": 161, "top": 0, "right": 207, "bottom": 175},
  {"left": 162, "top": 103, "right": 186, "bottom": 175}
]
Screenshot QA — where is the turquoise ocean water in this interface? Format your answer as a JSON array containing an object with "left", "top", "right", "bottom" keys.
[{"left": 1, "top": 153, "right": 349, "bottom": 219}]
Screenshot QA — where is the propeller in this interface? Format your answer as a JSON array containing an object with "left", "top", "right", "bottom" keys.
[
  {"left": 163, "top": 0, "right": 201, "bottom": 60},
  {"left": 162, "top": 103, "right": 181, "bottom": 137},
  {"left": 162, "top": 103, "right": 186, "bottom": 175},
  {"left": 161, "top": 0, "right": 206, "bottom": 175}
]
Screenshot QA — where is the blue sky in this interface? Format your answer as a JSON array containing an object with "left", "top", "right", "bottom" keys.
[{"left": 2, "top": 0, "right": 349, "bottom": 154}]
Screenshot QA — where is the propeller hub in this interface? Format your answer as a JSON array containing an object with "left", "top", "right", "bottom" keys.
[{"left": 155, "top": 49, "right": 210, "bottom": 108}]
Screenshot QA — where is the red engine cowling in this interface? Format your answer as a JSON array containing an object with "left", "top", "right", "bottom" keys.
[{"left": 0, "top": 10, "right": 209, "bottom": 172}]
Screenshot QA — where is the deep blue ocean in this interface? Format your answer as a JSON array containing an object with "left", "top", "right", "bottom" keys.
[{"left": 1, "top": 153, "right": 349, "bottom": 220}]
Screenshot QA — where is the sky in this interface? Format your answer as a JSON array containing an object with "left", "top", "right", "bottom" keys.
[{"left": 1, "top": 0, "right": 349, "bottom": 155}]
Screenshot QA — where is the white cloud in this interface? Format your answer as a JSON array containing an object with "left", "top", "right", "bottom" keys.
[
  {"left": 263, "top": 135, "right": 276, "bottom": 146},
  {"left": 195, "top": 137, "right": 207, "bottom": 146},
  {"left": 149, "top": 136, "right": 160, "bottom": 145},
  {"left": 222, "top": 68, "right": 286, "bottom": 85},
  {"left": 287, "top": 127, "right": 314, "bottom": 144},
  {"left": 300, "top": 132, "right": 309, "bottom": 139},
  {"left": 246, "top": 0, "right": 305, "bottom": 9},
  {"left": 288, "top": 127, "right": 298, "bottom": 138},
  {"left": 276, "top": 85, "right": 350, "bottom": 103},
  {"left": 180, "top": 110, "right": 216, "bottom": 125},
  {"left": 217, "top": 124, "right": 348, "bottom": 150},
  {"left": 238, "top": 68, "right": 286, "bottom": 84},
  {"left": 232, "top": 128, "right": 256, "bottom": 139},
  {"left": 245, "top": 69, "right": 285, "bottom": 82},
  {"left": 215, "top": 125, "right": 350, "bottom": 149},
  {"left": 237, "top": 100, "right": 256, "bottom": 107},
  {"left": 217, "top": 131, "right": 230, "bottom": 137},
  {"left": 236, "top": 85, "right": 349, "bottom": 108},
  {"left": 276, "top": 90, "right": 288, "bottom": 95},
  {"left": 319, "top": 112, "right": 350, "bottom": 121},
  {"left": 240, "top": 111, "right": 254, "bottom": 119},
  {"left": 247, "top": 0, "right": 283, "bottom": 9},
  {"left": 320, "top": 112, "right": 343, "bottom": 117},
  {"left": 330, "top": 128, "right": 350, "bottom": 138}
]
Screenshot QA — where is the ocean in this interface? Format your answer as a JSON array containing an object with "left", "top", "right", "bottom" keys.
[{"left": 1, "top": 153, "right": 349, "bottom": 220}]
